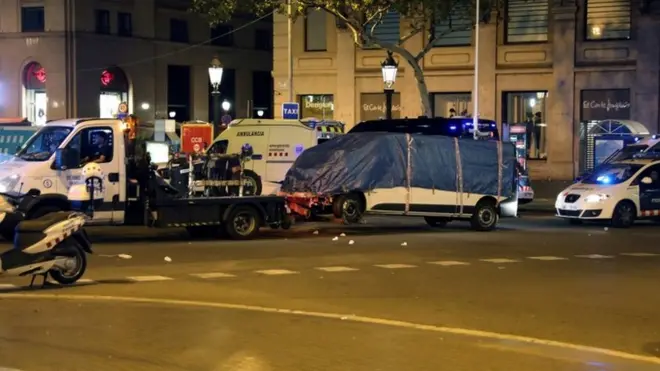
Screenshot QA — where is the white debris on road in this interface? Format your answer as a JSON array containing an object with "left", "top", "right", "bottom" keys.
[
  {"left": 401, "top": 242, "right": 407, "bottom": 247},
  {"left": 313, "top": 230, "right": 319, "bottom": 235},
  {"left": 348, "top": 240, "right": 355, "bottom": 245},
  {"left": 340, "top": 233, "right": 346, "bottom": 237},
  {"left": 332, "top": 236, "right": 339, "bottom": 241},
  {"left": 164, "top": 256, "right": 172, "bottom": 262}
]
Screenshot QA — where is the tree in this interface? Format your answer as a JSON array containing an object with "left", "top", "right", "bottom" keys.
[{"left": 191, "top": 0, "right": 500, "bottom": 117}]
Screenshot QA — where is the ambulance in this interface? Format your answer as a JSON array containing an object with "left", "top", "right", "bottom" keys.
[{"left": 207, "top": 118, "right": 344, "bottom": 195}]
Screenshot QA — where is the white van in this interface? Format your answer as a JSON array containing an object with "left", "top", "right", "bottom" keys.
[{"left": 207, "top": 118, "right": 344, "bottom": 195}]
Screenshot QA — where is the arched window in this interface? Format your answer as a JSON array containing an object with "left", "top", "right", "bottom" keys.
[
  {"left": 22, "top": 62, "right": 47, "bottom": 126},
  {"left": 99, "top": 67, "right": 130, "bottom": 118}
]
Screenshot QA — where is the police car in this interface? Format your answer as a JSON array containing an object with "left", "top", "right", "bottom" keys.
[{"left": 555, "top": 154, "right": 660, "bottom": 227}]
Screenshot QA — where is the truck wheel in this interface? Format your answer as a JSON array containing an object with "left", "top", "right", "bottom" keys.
[
  {"left": 242, "top": 170, "right": 262, "bottom": 196},
  {"left": 611, "top": 201, "right": 635, "bottom": 228},
  {"left": 424, "top": 216, "right": 449, "bottom": 228},
  {"left": 470, "top": 200, "right": 498, "bottom": 231},
  {"left": 225, "top": 206, "right": 261, "bottom": 240},
  {"left": 337, "top": 193, "right": 364, "bottom": 224},
  {"left": 29, "top": 205, "right": 62, "bottom": 219}
]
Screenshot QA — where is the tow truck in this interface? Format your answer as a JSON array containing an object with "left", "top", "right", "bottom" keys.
[{"left": 0, "top": 118, "right": 288, "bottom": 241}]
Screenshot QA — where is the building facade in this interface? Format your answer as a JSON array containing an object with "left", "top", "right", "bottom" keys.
[
  {"left": 0, "top": 0, "right": 273, "bottom": 126},
  {"left": 272, "top": 0, "right": 660, "bottom": 180}
]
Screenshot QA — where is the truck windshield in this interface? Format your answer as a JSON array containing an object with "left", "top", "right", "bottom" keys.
[
  {"left": 16, "top": 126, "right": 72, "bottom": 161},
  {"left": 582, "top": 163, "right": 643, "bottom": 185}
]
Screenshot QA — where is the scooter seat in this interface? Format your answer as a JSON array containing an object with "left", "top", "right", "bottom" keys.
[{"left": 17, "top": 211, "right": 75, "bottom": 233}]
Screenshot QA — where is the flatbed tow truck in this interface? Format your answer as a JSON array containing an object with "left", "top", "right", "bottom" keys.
[{"left": 0, "top": 118, "right": 289, "bottom": 241}]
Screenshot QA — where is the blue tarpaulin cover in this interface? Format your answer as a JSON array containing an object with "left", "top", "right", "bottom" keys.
[{"left": 281, "top": 132, "right": 516, "bottom": 198}]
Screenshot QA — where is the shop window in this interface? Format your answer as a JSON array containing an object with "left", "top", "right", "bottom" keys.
[
  {"left": 211, "top": 24, "right": 234, "bottom": 46},
  {"left": 432, "top": 93, "right": 472, "bottom": 117},
  {"left": 433, "top": 6, "right": 472, "bottom": 47},
  {"left": 505, "top": 0, "right": 549, "bottom": 43},
  {"left": 66, "top": 127, "right": 114, "bottom": 167},
  {"left": 360, "top": 93, "right": 401, "bottom": 121},
  {"left": 298, "top": 95, "right": 334, "bottom": 119},
  {"left": 503, "top": 91, "right": 548, "bottom": 160},
  {"left": 586, "top": 0, "right": 631, "bottom": 40},
  {"left": 99, "top": 67, "right": 129, "bottom": 118},
  {"left": 95, "top": 9, "right": 110, "bottom": 34},
  {"left": 305, "top": 9, "right": 327, "bottom": 51},
  {"left": 21, "top": 6, "right": 45, "bottom": 32},
  {"left": 118, "top": 12, "right": 133, "bottom": 37},
  {"left": 22, "top": 62, "right": 48, "bottom": 126},
  {"left": 170, "top": 19, "right": 189, "bottom": 43}
]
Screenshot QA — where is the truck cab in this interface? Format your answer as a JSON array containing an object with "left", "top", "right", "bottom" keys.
[{"left": 0, "top": 118, "right": 127, "bottom": 224}]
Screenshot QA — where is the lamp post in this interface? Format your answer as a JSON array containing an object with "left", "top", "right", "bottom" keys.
[
  {"left": 208, "top": 56, "right": 224, "bottom": 133},
  {"left": 381, "top": 51, "right": 398, "bottom": 120}
]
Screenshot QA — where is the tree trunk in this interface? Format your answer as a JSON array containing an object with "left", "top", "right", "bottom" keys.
[{"left": 386, "top": 44, "right": 433, "bottom": 118}]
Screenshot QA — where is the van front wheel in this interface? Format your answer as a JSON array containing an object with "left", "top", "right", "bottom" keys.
[{"left": 470, "top": 201, "right": 498, "bottom": 231}]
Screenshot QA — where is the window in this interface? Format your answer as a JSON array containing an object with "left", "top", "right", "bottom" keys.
[
  {"left": 118, "top": 12, "right": 132, "bottom": 37},
  {"left": 170, "top": 19, "right": 189, "bottom": 43},
  {"left": 95, "top": 9, "right": 110, "bottom": 34},
  {"left": 298, "top": 95, "right": 334, "bottom": 119},
  {"left": 21, "top": 6, "right": 45, "bottom": 32},
  {"left": 211, "top": 24, "right": 234, "bottom": 46},
  {"left": 432, "top": 93, "right": 472, "bottom": 117},
  {"left": 636, "top": 164, "right": 660, "bottom": 187},
  {"left": 305, "top": 9, "right": 327, "bottom": 51},
  {"left": 586, "top": 0, "right": 631, "bottom": 40},
  {"left": 433, "top": 7, "right": 472, "bottom": 46},
  {"left": 16, "top": 126, "right": 72, "bottom": 162},
  {"left": 503, "top": 91, "right": 548, "bottom": 160},
  {"left": 254, "top": 29, "right": 272, "bottom": 51},
  {"left": 207, "top": 140, "right": 228, "bottom": 154},
  {"left": 364, "top": 11, "right": 401, "bottom": 48},
  {"left": 505, "top": 0, "right": 549, "bottom": 43},
  {"left": 65, "top": 127, "right": 114, "bottom": 167}
]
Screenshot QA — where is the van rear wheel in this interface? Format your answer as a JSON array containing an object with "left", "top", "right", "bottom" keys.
[{"left": 470, "top": 200, "right": 498, "bottom": 231}]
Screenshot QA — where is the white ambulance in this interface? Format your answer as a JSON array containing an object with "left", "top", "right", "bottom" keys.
[
  {"left": 556, "top": 154, "right": 660, "bottom": 227},
  {"left": 207, "top": 118, "right": 344, "bottom": 195}
]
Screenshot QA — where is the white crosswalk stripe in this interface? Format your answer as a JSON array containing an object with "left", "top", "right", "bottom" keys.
[
  {"left": 0, "top": 283, "right": 17, "bottom": 289},
  {"left": 574, "top": 254, "right": 614, "bottom": 259},
  {"left": 191, "top": 272, "right": 236, "bottom": 279},
  {"left": 374, "top": 264, "right": 417, "bottom": 269},
  {"left": 427, "top": 260, "right": 470, "bottom": 266},
  {"left": 315, "top": 266, "right": 359, "bottom": 272},
  {"left": 76, "top": 279, "right": 96, "bottom": 284},
  {"left": 127, "top": 275, "right": 174, "bottom": 282},
  {"left": 620, "top": 253, "right": 660, "bottom": 257},
  {"left": 255, "top": 269, "right": 299, "bottom": 275},
  {"left": 527, "top": 256, "right": 569, "bottom": 261},
  {"left": 480, "top": 258, "right": 520, "bottom": 264}
]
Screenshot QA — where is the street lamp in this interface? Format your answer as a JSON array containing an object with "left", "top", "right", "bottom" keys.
[
  {"left": 221, "top": 100, "right": 231, "bottom": 112},
  {"left": 208, "top": 56, "right": 224, "bottom": 132},
  {"left": 381, "top": 51, "right": 398, "bottom": 120}
]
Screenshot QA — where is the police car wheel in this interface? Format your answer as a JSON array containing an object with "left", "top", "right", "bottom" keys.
[{"left": 611, "top": 201, "right": 635, "bottom": 228}]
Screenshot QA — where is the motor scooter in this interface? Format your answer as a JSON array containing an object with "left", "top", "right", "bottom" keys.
[{"left": 0, "top": 163, "right": 103, "bottom": 288}]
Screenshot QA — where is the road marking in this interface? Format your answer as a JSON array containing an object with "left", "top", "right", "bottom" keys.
[
  {"left": 620, "top": 253, "right": 660, "bottom": 257},
  {"left": 0, "top": 284, "right": 16, "bottom": 289},
  {"left": 76, "top": 279, "right": 96, "bottom": 284},
  {"left": 527, "top": 256, "right": 569, "bottom": 261},
  {"left": 374, "top": 264, "right": 417, "bottom": 269},
  {"left": 574, "top": 254, "right": 614, "bottom": 259},
  {"left": 5, "top": 293, "right": 660, "bottom": 366},
  {"left": 315, "top": 266, "right": 359, "bottom": 272},
  {"left": 126, "top": 275, "right": 173, "bottom": 282},
  {"left": 427, "top": 260, "right": 470, "bottom": 266},
  {"left": 255, "top": 269, "right": 299, "bottom": 275},
  {"left": 479, "top": 258, "right": 520, "bottom": 264},
  {"left": 191, "top": 272, "right": 236, "bottom": 279}
]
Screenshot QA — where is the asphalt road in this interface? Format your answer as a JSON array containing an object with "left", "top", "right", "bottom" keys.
[{"left": 2, "top": 214, "right": 660, "bottom": 370}]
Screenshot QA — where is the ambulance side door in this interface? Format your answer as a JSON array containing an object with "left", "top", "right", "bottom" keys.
[{"left": 266, "top": 127, "right": 298, "bottom": 184}]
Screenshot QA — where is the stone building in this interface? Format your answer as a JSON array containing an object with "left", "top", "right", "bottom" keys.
[
  {"left": 0, "top": 0, "right": 273, "bottom": 125},
  {"left": 272, "top": 0, "right": 660, "bottom": 181}
]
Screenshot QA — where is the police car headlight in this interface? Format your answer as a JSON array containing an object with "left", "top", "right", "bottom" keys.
[
  {"left": 584, "top": 194, "right": 610, "bottom": 203},
  {"left": 0, "top": 174, "right": 20, "bottom": 193}
]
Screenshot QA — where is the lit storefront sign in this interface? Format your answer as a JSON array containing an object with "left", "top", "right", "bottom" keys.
[{"left": 360, "top": 93, "right": 401, "bottom": 121}]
